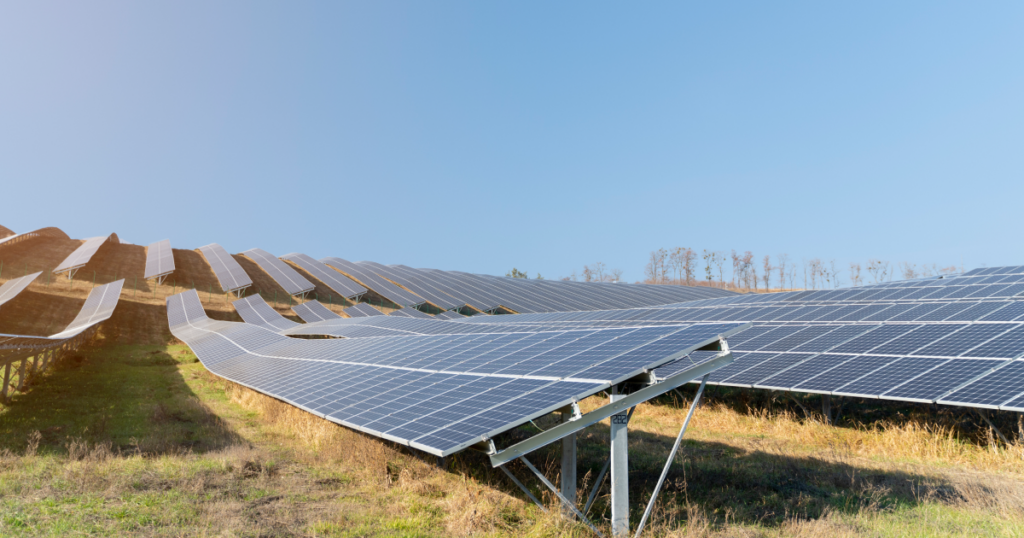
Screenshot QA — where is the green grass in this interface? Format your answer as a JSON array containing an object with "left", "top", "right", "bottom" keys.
[{"left": 0, "top": 343, "right": 1021, "bottom": 537}]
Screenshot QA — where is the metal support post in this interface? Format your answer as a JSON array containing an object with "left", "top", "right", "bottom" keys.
[
  {"left": 561, "top": 408, "right": 577, "bottom": 518},
  {"left": 16, "top": 358, "right": 26, "bottom": 391},
  {"left": 634, "top": 374, "right": 709, "bottom": 537},
  {"left": 822, "top": 394, "right": 831, "bottom": 425},
  {"left": 584, "top": 406, "right": 636, "bottom": 516},
  {"left": 1, "top": 363, "right": 10, "bottom": 402},
  {"left": 610, "top": 386, "right": 629, "bottom": 537}
]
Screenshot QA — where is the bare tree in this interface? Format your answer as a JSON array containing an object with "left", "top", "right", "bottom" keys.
[
  {"left": 729, "top": 250, "right": 740, "bottom": 288},
  {"left": 828, "top": 259, "right": 839, "bottom": 288},
  {"left": 683, "top": 248, "right": 696, "bottom": 286},
  {"left": 761, "top": 255, "right": 772, "bottom": 291},
  {"left": 582, "top": 265, "right": 594, "bottom": 282},
  {"left": 939, "top": 265, "right": 958, "bottom": 275},
  {"left": 610, "top": 268, "right": 624, "bottom": 282},
  {"left": 714, "top": 251, "right": 727, "bottom": 288},
  {"left": 668, "top": 247, "right": 684, "bottom": 285},
  {"left": 867, "top": 259, "right": 891, "bottom": 283},
  {"left": 899, "top": 262, "right": 917, "bottom": 281},
  {"left": 703, "top": 250, "right": 714, "bottom": 285},
  {"left": 849, "top": 262, "right": 862, "bottom": 287},
  {"left": 591, "top": 261, "right": 607, "bottom": 282},
  {"left": 776, "top": 254, "right": 789, "bottom": 290}
]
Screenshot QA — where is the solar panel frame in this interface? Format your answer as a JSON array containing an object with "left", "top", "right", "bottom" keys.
[
  {"left": 144, "top": 239, "right": 175, "bottom": 281},
  {"left": 53, "top": 235, "right": 113, "bottom": 276},
  {"left": 242, "top": 248, "right": 315, "bottom": 296},
  {"left": 198, "top": 243, "right": 252, "bottom": 294}
]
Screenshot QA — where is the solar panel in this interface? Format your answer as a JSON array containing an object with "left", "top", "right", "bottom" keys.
[
  {"left": 938, "top": 361, "right": 1024, "bottom": 408},
  {"left": 793, "top": 355, "right": 897, "bottom": 393},
  {"left": 833, "top": 357, "right": 949, "bottom": 398},
  {"left": 882, "top": 359, "right": 1004, "bottom": 402},
  {"left": 758, "top": 326, "right": 836, "bottom": 352},
  {"left": 979, "top": 301, "right": 1024, "bottom": 322},
  {"left": 755, "top": 354, "right": 855, "bottom": 390},
  {"left": 322, "top": 257, "right": 425, "bottom": 307},
  {"left": 869, "top": 325, "right": 964, "bottom": 356},
  {"left": 144, "top": 239, "right": 175, "bottom": 282},
  {"left": 292, "top": 300, "right": 342, "bottom": 323},
  {"left": 280, "top": 253, "right": 367, "bottom": 300},
  {"left": 911, "top": 324, "right": 1015, "bottom": 357},
  {"left": 0, "top": 272, "right": 40, "bottom": 310},
  {"left": 434, "top": 311, "right": 466, "bottom": 320},
  {"left": 242, "top": 248, "right": 315, "bottom": 296},
  {"left": 734, "top": 326, "right": 807, "bottom": 351},
  {"left": 960, "top": 325, "right": 1024, "bottom": 358},
  {"left": 49, "top": 280, "right": 126, "bottom": 339},
  {"left": 389, "top": 308, "right": 433, "bottom": 319},
  {"left": 345, "top": 303, "right": 385, "bottom": 318},
  {"left": 911, "top": 302, "right": 972, "bottom": 321},
  {"left": 167, "top": 290, "right": 740, "bottom": 456},
  {"left": 789, "top": 325, "right": 878, "bottom": 353},
  {"left": 198, "top": 243, "right": 252, "bottom": 294},
  {"left": 232, "top": 294, "right": 301, "bottom": 332},
  {"left": 720, "top": 353, "right": 810, "bottom": 387},
  {"left": 53, "top": 235, "right": 114, "bottom": 277}
]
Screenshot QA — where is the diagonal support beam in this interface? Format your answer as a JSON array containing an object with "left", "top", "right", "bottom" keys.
[
  {"left": 499, "top": 464, "right": 546, "bottom": 511},
  {"left": 489, "top": 351, "right": 733, "bottom": 467},
  {"left": 521, "top": 457, "right": 605, "bottom": 538},
  {"left": 634, "top": 373, "right": 709, "bottom": 537}
]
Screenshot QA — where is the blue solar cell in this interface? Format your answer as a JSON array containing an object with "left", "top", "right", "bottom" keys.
[
  {"left": 869, "top": 325, "right": 964, "bottom": 356},
  {"left": 963, "top": 325, "right": 1024, "bottom": 358},
  {"left": 830, "top": 325, "right": 921, "bottom": 354},
  {"left": 980, "top": 302, "right": 1024, "bottom": 322},
  {"left": 755, "top": 354, "right": 854, "bottom": 390},
  {"left": 790, "top": 325, "right": 878, "bottom": 353},
  {"left": 733, "top": 325, "right": 807, "bottom": 351},
  {"left": 882, "top": 359, "right": 1004, "bottom": 402},
  {"left": 758, "top": 326, "right": 837, "bottom": 352},
  {"left": 835, "top": 304, "right": 895, "bottom": 321},
  {"left": 912, "top": 302, "right": 972, "bottom": 321},
  {"left": 794, "top": 355, "right": 896, "bottom": 393},
  {"left": 911, "top": 324, "right": 1014, "bottom": 357},
  {"left": 943, "top": 302, "right": 1011, "bottom": 322},
  {"left": 721, "top": 353, "right": 810, "bottom": 386},
  {"left": 939, "top": 361, "right": 1024, "bottom": 407}
]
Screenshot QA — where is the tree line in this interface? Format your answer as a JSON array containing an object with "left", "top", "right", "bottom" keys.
[{"left": 636, "top": 248, "right": 961, "bottom": 291}]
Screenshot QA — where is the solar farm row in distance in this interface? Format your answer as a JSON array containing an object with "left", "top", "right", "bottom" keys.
[
  {"left": 242, "top": 248, "right": 314, "bottom": 296},
  {"left": 53, "top": 234, "right": 117, "bottom": 277},
  {"left": 345, "top": 303, "right": 384, "bottom": 318},
  {"left": 389, "top": 308, "right": 432, "bottom": 319},
  {"left": 168, "top": 289, "right": 744, "bottom": 456},
  {"left": 0, "top": 280, "right": 125, "bottom": 363},
  {"left": 0, "top": 227, "right": 71, "bottom": 251},
  {"left": 0, "top": 273, "right": 41, "bottom": 310},
  {"left": 322, "top": 257, "right": 425, "bottom": 308},
  {"left": 353, "top": 261, "right": 733, "bottom": 314},
  {"left": 198, "top": 243, "right": 252, "bottom": 294},
  {"left": 144, "top": 240, "right": 175, "bottom": 282},
  {"left": 280, "top": 253, "right": 367, "bottom": 300}
]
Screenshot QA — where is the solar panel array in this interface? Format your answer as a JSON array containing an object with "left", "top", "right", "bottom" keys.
[
  {"left": 351, "top": 262, "right": 732, "bottom": 314},
  {"left": 1, "top": 280, "right": 125, "bottom": 362},
  {"left": 198, "top": 244, "right": 252, "bottom": 294},
  {"left": 280, "top": 253, "right": 367, "bottom": 300},
  {"left": 428, "top": 266, "right": 1024, "bottom": 412},
  {"left": 0, "top": 272, "right": 41, "bottom": 309},
  {"left": 53, "top": 235, "right": 115, "bottom": 276},
  {"left": 292, "top": 300, "right": 342, "bottom": 323},
  {"left": 435, "top": 311, "right": 466, "bottom": 320},
  {"left": 167, "top": 289, "right": 743, "bottom": 456},
  {"left": 232, "top": 295, "right": 300, "bottom": 332},
  {"left": 345, "top": 303, "right": 385, "bottom": 318},
  {"left": 144, "top": 240, "right": 175, "bottom": 281},
  {"left": 322, "top": 257, "right": 426, "bottom": 307},
  {"left": 242, "top": 248, "right": 315, "bottom": 296}
]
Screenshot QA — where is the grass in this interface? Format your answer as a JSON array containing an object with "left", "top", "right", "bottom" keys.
[{"left": 1, "top": 343, "right": 1023, "bottom": 536}]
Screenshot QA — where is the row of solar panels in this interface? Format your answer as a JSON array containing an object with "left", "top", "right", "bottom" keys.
[
  {"left": 0, "top": 280, "right": 125, "bottom": 364},
  {"left": 167, "top": 289, "right": 743, "bottom": 456},
  {"left": 184, "top": 242, "right": 734, "bottom": 314}
]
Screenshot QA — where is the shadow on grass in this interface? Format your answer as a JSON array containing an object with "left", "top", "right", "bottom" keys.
[
  {"left": 0, "top": 342, "right": 245, "bottom": 456},
  {"left": 454, "top": 407, "right": 976, "bottom": 532}
]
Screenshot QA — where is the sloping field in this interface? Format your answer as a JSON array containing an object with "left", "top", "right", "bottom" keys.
[{"left": 1, "top": 229, "right": 1023, "bottom": 537}]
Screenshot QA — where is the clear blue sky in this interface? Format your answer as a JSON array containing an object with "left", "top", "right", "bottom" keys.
[{"left": 2, "top": 2, "right": 1022, "bottom": 284}]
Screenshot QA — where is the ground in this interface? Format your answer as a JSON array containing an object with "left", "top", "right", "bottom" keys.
[{"left": 1, "top": 342, "right": 1022, "bottom": 537}]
